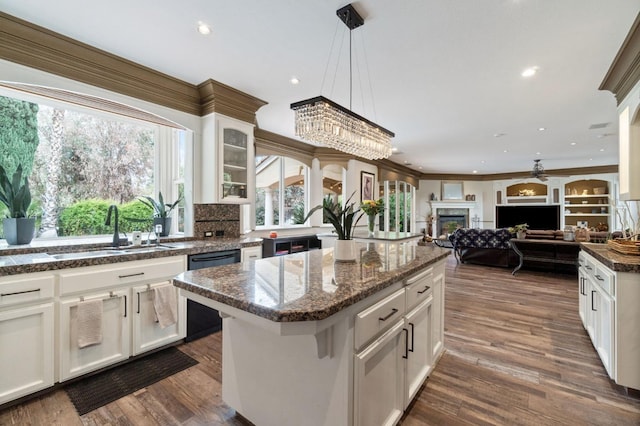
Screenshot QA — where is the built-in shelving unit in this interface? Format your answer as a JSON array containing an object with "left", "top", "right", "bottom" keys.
[
  {"left": 505, "top": 182, "right": 548, "bottom": 204},
  {"left": 563, "top": 179, "right": 611, "bottom": 230}
]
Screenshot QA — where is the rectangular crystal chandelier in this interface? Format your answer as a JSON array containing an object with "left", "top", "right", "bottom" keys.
[
  {"left": 290, "top": 4, "right": 394, "bottom": 160},
  {"left": 291, "top": 96, "right": 394, "bottom": 160}
]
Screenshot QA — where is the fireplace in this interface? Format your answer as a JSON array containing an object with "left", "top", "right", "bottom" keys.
[{"left": 436, "top": 208, "right": 469, "bottom": 236}]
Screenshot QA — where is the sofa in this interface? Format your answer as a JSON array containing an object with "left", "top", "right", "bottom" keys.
[
  {"left": 449, "top": 228, "right": 617, "bottom": 271},
  {"left": 448, "top": 228, "right": 519, "bottom": 268}
]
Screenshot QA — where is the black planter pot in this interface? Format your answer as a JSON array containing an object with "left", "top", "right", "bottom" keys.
[
  {"left": 153, "top": 217, "right": 172, "bottom": 237},
  {"left": 3, "top": 218, "right": 36, "bottom": 245}
]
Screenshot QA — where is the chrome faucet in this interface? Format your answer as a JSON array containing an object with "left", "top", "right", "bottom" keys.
[{"left": 105, "top": 205, "right": 124, "bottom": 248}]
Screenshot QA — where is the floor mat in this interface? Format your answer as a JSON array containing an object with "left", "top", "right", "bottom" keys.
[{"left": 65, "top": 346, "right": 198, "bottom": 415}]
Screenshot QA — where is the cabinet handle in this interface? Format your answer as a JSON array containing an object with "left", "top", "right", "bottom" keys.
[
  {"left": 585, "top": 265, "right": 593, "bottom": 270},
  {"left": 580, "top": 277, "right": 585, "bottom": 295},
  {"left": 417, "top": 286, "right": 430, "bottom": 295},
  {"left": 119, "top": 272, "right": 145, "bottom": 279},
  {"left": 136, "top": 292, "right": 141, "bottom": 314},
  {"left": 123, "top": 294, "right": 127, "bottom": 318},
  {"left": 591, "top": 290, "right": 597, "bottom": 311},
  {"left": 408, "top": 322, "right": 415, "bottom": 353},
  {"left": 379, "top": 308, "right": 398, "bottom": 322},
  {"left": 402, "top": 328, "right": 409, "bottom": 359},
  {"left": 595, "top": 274, "right": 604, "bottom": 282},
  {"left": 1, "top": 288, "right": 40, "bottom": 297}
]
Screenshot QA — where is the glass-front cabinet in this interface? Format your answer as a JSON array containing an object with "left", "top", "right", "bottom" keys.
[
  {"left": 207, "top": 114, "right": 255, "bottom": 205},
  {"left": 221, "top": 128, "right": 248, "bottom": 200}
]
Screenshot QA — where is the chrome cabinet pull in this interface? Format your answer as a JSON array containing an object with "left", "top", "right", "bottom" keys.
[
  {"left": 595, "top": 274, "right": 604, "bottom": 281},
  {"left": 417, "top": 286, "right": 430, "bottom": 294},
  {"left": 378, "top": 308, "right": 398, "bottom": 322},
  {"left": 591, "top": 291, "right": 597, "bottom": 311},
  {"left": 136, "top": 292, "right": 141, "bottom": 314},
  {"left": 402, "top": 328, "right": 409, "bottom": 359},
  {"left": 585, "top": 265, "right": 593, "bottom": 270},
  {"left": 123, "top": 294, "right": 127, "bottom": 317}
]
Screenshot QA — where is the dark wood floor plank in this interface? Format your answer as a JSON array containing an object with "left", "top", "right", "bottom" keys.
[{"left": 1, "top": 256, "right": 639, "bottom": 425}]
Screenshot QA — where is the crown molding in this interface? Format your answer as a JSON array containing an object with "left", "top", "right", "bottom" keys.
[
  {"left": 198, "top": 79, "right": 267, "bottom": 124},
  {"left": 599, "top": 13, "right": 640, "bottom": 104},
  {"left": 0, "top": 12, "right": 267, "bottom": 122},
  {"left": 0, "top": 12, "right": 202, "bottom": 115},
  {"left": 420, "top": 165, "right": 618, "bottom": 181}
]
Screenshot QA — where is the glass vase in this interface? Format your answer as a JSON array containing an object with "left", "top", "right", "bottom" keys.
[{"left": 367, "top": 214, "right": 376, "bottom": 237}]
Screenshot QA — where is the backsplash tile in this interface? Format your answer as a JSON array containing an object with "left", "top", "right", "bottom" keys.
[{"left": 194, "top": 204, "right": 240, "bottom": 238}]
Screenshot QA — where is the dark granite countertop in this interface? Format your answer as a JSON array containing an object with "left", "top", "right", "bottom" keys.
[
  {"left": 580, "top": 243, "right": 640, "bottom": 273},
  {"left": 173, "top": 242, "right": 450, "bottom": 322},
  {"left": 0, "top": 238, "right": 262, "bottom": 276}
]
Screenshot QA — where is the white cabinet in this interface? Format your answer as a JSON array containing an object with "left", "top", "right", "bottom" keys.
[
  {"left": 404, "top": 297, "right": 433, "bottom": 408},
  {"left": 618, "top": 105, "right": 640, "bottom": 201},
  {"left": 354, "top": 261, "right": 446, "bottom": 425},
  {"left": 241, "top": 245, "right": 262, "bottom": 262},
  {"left": 579, "top": 250, "right": 640, "bottom": 389},
  {"left": 430, "top": 268, "right": 445, "bottom": 360},
  {"left": 132, "top": 281, "right": 186, "bottom": 356},
  {"left": 58, "top": 257, "right": 186, "bottom": 381},
  {"left": 0, "top": 272, "right": 55, "bottom": 404},
  {"left": 59, "top": 288, "right": 130, "bottom": 381},
  {"left": 354, "top": 320, "right": 406, "bottom": 426}
]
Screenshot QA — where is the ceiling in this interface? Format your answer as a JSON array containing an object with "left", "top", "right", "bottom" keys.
[{"left": 1, "top": 0, "right": 638, "bottom": 176}]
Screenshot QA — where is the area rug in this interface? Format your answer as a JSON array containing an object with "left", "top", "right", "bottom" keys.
[{"left": 65, "top": 346, "right": 198, "bottom": 415}]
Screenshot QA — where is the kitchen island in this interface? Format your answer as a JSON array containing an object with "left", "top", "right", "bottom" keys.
[{"left": 173, "top": 241, "right": 450, "bottom": 426}]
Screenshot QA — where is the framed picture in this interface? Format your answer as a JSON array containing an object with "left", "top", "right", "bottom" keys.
[
  {"left": 361, "top": 171, "right": 375, "bottom": 201},
  {"left": 442, "top": 181, "right": 464, "bottom": 201}
]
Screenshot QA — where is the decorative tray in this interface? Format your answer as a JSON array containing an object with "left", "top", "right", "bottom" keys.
[{"left": 607, "top": 239, "right": 640, "bottom": 256}]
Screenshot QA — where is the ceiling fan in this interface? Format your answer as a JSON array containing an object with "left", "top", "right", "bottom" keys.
[{"left": 531, "top": 159, "right": 549, "bottom": 181}]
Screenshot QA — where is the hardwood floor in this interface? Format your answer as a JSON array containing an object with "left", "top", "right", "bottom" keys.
[{"left": 1, "top": 256, "right": 639, "bottom": 425}]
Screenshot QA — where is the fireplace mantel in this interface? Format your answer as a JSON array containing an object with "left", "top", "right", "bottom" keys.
[{"left": 430, "top": 201, "right": 477, "bottom": 209}]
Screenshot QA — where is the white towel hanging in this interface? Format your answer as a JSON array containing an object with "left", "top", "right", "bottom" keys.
[
  {"left": 153, "top": 285, "right": 177, "bottom": 328},
  {"left": 77, "top": 299, "right": 103, "bottom": 348}
]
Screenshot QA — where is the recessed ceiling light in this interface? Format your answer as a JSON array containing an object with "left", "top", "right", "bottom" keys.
[
  {"left": 589, "top": 158, "right": 593, "bottom": 161},
  {"left": 481, "top": 160, "right": 485, "bottom": 164},
  {"left": 197, "top": 21, "right": 211, "bottom": 35},
  {"left": 536, "top": 151, "right": 541, "bottom": 155},
  {"left": 570, "top": 142, "right": 577, "bottom": 146},
  {"left": 290, "top": 77, "right": 300, "bottom": 85},
  {"left": 418, "top": 166, "right": 423, "bottom": 170},
  {"left": 472, "top": 170, "right": 478, "bottom": 174},
  {"left": 494, "top": 133, "right": 506, "bottom": 138},
  {"left": 599, "top": 148, "right": 605, "bottom": 152},
  {"left": 538, "top": 127, "right": 546, "bottom": 131},
  {"left": 522, "top": 66, "right": 538, "bottom": 77},
  {"left": 503, "top": 150, "right": 508, "bottom": 153}
]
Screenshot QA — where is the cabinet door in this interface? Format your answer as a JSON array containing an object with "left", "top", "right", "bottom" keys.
[
  {"left": 132, "top": 281, "right": 186, "bottom": 356},
  {"left": 404, "top": 297, "right": 433, "bottom": 409},
  {"left": 578, "top": 269, "right": 588, "bottom": 327},
  {"left": 585, "top": 276, "right": 597, "bottom": 342},
  {"left": 594, "top": 287, "right": 615, "bottom": 378},
  {"left": 218, "top": 116, "right": 255, "bottom": 204},
  {"left": 0, "top": 303, "right": 54, "bottom": 404},
  {"left": 354, "top": 320, "right": 405, "bottom": 426},
  {"left": 59, "top": 288, "right": 130, "bottom": 381},
  {"left": 241, "top": 246, "right": 262, "bottom": 262},
  {"left": 431, "top": 271, "right": 445, "bottom": 360}
]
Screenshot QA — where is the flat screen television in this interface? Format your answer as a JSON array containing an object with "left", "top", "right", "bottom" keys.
[{"left": 496, "top": 205, "right": 560, "bottom": 230}]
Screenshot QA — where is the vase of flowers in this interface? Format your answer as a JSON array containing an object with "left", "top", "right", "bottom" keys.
[
  {"left": 0, "top": 164, "right": 35, "bottom": 245},
  {"left": 361, "top": 199, "right": 383, "bottom": 237}
]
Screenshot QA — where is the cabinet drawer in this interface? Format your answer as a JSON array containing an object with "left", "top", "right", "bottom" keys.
[
  {"left": 0, "top": 273, "right": 55, "bottom": 308},
  {"left": 594, "top": 264, "right": 615, "bottom": 296},
  {"left": 59, "top": 257, "right": 185, "bottom": 295},
  {"left": 405, "top": 268, "right": 433, "bottom": 310},
  {"left": 355, "top": 288, "right": 406, "bottom": 350}
]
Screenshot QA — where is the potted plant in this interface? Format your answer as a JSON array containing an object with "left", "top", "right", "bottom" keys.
[
  {"left": 508, "top": 223, "right": 529, "bottom": 239},
  {"left": 137, "top": 191, "right": 182, "bottom": 237},
  {"left": 0, "top": 164, "right": 35, "bottom": 245},
  {"left": 304, "top": 193, "right": 363, "bottom": 261}
]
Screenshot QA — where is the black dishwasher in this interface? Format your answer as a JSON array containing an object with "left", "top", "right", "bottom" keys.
[{"left": 186, "top": 249, "right": 241, "bottom": 342}]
